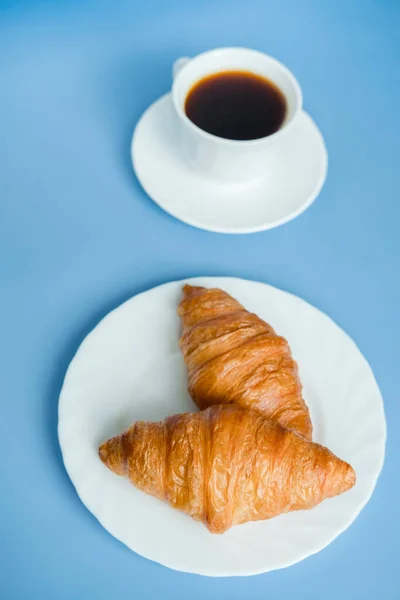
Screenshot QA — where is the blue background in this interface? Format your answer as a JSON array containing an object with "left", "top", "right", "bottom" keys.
[{"left": 0, "top": 0, "right": 398, "bottom": 598}]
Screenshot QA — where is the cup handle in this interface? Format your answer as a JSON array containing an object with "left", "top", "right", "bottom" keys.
[{"left": 172, "top": 57, "right": 190, "bottom": 81}]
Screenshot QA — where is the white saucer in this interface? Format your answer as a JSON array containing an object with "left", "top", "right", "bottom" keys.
[{"left": 132, "top": 94, "right": 328, "bottom": 234}]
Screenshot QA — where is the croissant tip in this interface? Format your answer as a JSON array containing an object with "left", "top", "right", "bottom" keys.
[
  {"left": 98, "top": 441, "right": 110, "bottom": 465},
  {"left": 98, "top": 437, "right": 125, "bottom": 476},
  {"left": 182, "top": 284, "right": 205, "bottom": 297},
  {"left": 330, "top": 460, "right": 356, "bottom": 497},
  {"left": 344, "top": 463, "right": 356, "bottom": 492}
]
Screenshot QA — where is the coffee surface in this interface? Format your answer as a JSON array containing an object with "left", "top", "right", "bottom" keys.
[{"left": 185, "top": 70, "right": 287, "bottom": 141}]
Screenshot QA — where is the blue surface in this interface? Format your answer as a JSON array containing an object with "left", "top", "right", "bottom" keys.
[{"left": 0, "top": 0, "right": 399, "bottom": 598}]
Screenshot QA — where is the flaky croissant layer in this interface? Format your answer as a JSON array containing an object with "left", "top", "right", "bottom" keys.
[
  {"left": 99, "top": 405, "right": 355, "bottom": 534},
  {"left": 178, "top": 285, "right": 313, "bottom": 439}
]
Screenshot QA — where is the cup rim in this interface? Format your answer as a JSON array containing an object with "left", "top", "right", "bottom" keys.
[{"left": 172, "top": 47, "right": 303, "bottom": 147}]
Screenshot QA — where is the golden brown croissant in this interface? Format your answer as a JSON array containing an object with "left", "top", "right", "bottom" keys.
[
  {"left": 179, "top": 285, "right": 312, "bottom": 439},
  {"left": 99, "top": 405, "right": 355, "bottom": 534}
]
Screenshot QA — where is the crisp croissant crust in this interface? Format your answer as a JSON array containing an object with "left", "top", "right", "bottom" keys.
[
  {"left": 99, "top": 405, "right": 355, "bottom": 534},
  {"left": 178, "top": 285, "right": 313, "bottom": 439}
]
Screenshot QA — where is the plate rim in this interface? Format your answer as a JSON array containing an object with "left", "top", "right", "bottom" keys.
[
  {"left": 131, "top": 95, "right": 329, "bottom": 234},
  {"left": 58, "top": 276, "right": 387, "bottom": 576}
]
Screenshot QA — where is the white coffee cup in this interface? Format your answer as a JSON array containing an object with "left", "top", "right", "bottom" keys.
[{"left": 172, "top": 47, "right": 302, "bottom": 183}]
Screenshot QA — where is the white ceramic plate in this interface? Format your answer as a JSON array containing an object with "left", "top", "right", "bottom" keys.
[
  {"left": 132, "top": 95, "right": 327, "bottom": 234},
  {"left": 58, "top": 277, "right": 386, "bottom": 576}
]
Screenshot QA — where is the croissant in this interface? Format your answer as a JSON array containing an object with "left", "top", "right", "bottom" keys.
[
  {"left": 99, "top": 405, "right": 355, "bottom": 534},
  {"left": 178, "top": 285, "right": 312, "bottom": 439}
]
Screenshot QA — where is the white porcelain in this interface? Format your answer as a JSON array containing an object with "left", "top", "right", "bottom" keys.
[
  {"left": 132, "top": 47, "right": 328, "bottom": 233},
  {"left": 132, "top": 94, "right": 327, "bottom": 233},
  {"left": 171, "top": 48, "right": 302, "bottom": 182},
  {"left": 58, "top": 277, "right": 386, "bottom": 577}
]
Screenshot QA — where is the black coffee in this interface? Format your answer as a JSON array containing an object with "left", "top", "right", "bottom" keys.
[{"left": 185, "top": 70, "right": 287, "bottom": 141}]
